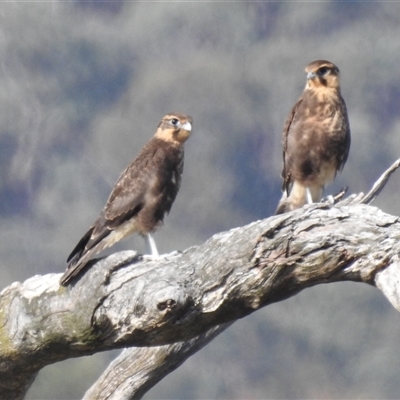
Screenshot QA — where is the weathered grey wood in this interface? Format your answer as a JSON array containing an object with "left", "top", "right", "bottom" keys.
[
  {"left": 1, "top": 201, "right": 400, "bottom": 399},
  {"left": 358, "top": 158, "right": 400, "bottom": 205},
  {"left": 83, "top": 324, "right": 231, "bottom": 400}
]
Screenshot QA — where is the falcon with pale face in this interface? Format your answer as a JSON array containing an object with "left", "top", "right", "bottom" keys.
[
  {"left": 275, "top": 60, "right": 351, "bottom": 214},
  {"left": 61, "top": 113, "right": 192, "bottom": 285}
]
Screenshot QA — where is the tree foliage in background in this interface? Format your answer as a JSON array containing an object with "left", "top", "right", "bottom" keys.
[{"left": 0, "top": 2, "right": 399, "bottom": 399}]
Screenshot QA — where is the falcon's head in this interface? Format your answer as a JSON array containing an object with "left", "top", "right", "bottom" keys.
[
  {"left": 156, "top": 113, "right": 193, "bottom": 144},
  {"left": 305, "top": 60, "right": 340, "bottom": 90}
]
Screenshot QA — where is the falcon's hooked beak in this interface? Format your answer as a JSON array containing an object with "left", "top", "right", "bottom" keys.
[
  {"left": 307, "top": 71, "right": 317, "bottom": 80},
  {"left": 181, "top": 121, "right": 192, "bottom": 132}
]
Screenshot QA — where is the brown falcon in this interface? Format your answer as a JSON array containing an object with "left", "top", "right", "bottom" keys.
[
  {"left": 275, "top": 60, "right": 351, "bottom": 214},
  {"left": 60, "top": 113, "right": 192, "bottom": 285}
]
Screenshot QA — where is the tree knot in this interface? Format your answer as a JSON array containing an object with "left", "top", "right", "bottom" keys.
[{"left": 157, "top": 299, "right": 177, "bottom": 311}]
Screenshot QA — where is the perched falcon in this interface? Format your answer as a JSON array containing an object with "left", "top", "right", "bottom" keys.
[
  {"left": 275, "top": 60, "right": 351, "bottom": 214},
  {"left": 60, "top": 113, "right": 192, "bottom": 285}
]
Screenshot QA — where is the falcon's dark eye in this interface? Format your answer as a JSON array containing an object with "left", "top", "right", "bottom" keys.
[
  {"left": 170, "top": 118, "right": 179, "bottom": 126},
  {"left": 317, "top": 66, "right": 329, "bottom": 75}
]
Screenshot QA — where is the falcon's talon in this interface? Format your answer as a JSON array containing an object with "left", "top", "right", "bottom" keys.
[
  {"left": 141, "top": 251, "right": 180, "bottom": 263},
  {"left": 141, "top": 254, "right": 163, "bottom": 262},
  {"left": 163, "top": 250, "right": 181, "bottom": 260},
  {"left": 326, "top": 194, "right": 335, "bottom": 204}
]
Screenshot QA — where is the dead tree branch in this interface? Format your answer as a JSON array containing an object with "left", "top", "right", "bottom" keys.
[
  {"left": 359, "top": 157, "right": 400, "bottom": 204},
  {"left": 1, "top": 160, "right": 400, "bottom": 400}
]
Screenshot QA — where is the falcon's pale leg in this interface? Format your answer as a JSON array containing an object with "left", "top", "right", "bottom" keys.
[
  {"left": 306, "top": 187, "right": 313, "bottom": 204},
  {"left": 146, "top": 233, "right": 159, "bottom": 257}
]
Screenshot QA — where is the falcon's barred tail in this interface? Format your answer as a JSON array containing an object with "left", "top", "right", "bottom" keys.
[
  {"left": 60, "top": 224, "right": 113, "bottom": 284},
  {"left": 66, "top": 226, "right": 95, "bottom": 266},
  {"left": 60, "top": 113, "right": 192, "bottom": 285}
]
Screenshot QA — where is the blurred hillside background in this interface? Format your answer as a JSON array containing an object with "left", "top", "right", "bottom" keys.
[{"left": 1, "top": 1, "right": 400, "bottom": 398}]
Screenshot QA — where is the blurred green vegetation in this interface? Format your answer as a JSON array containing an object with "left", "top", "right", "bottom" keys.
[{"left": 0, "top": 1, "right": 399, "bottom": 398}]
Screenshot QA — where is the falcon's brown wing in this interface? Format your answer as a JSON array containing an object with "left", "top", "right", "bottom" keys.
[
  {"left": 281, "top": 98, "right": 303, "bottom": 195},
  {"left": 334, "top": 96, "right": 351, "bottom": 173},
  {"left": 65, "top": 141, "right": 159, "bottom": 263},
  {"left": 61, "top": 113, "right": 192, "bottom": 285}
]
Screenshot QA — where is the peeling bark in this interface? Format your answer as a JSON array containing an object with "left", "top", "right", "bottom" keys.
[
  {"left": 1, "top": 157, "right": 400, "bottom": 400},
  {"left": 1, "top": 198, "right": 400, "bottom": 399}
]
